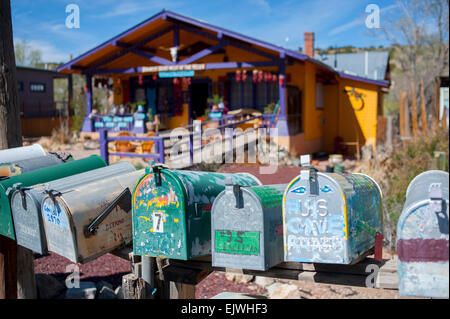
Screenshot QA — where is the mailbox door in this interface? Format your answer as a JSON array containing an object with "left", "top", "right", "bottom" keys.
[
  {"left": 397, "top": 200, "right": 449, "bottom": 298},
  {"left": 0, "top": 155, "right": 64, "bottom": 177},
  {"left": 11, "top": 190, "right": 47, "bottom": 254},
  {"left": 212, "top": 188, "right": 265, "bottom": 270},
  {"left": 133, "top": 170, "right": 188, "bottom": 260},
  {"left": 283, "top": 173, "right": 349, "bottom": 264}
]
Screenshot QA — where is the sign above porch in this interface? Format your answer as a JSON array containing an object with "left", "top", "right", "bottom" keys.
[{"left": 142, "top": 63, "right": 205, "bottom": 73}]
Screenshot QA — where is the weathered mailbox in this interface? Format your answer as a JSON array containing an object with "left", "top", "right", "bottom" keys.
[
  {"left": 0, "top": 155, "right": 106, "bottom": 240},
  {"left": 11, "top": 161, "right": 136, "bottom": 254},
  {"left": 212, "top": 181, "right": 286, "bottom": 271},
  {"left": 397, "top": 170, "right": 449, "bottom": 298},
  {"left": 42, "top": 169, "right": 144, "bottom": 263},
  {"left": 0, "top": 144, "right": 46, "bottom": 163},
  {"left": 0, "top": 154, "right": 67, "bottom": 177},
  {"left": 132, "top": 166, "right": 262, "bottom": 260},
  {"left": 283, "top": 155, "right": 383, "bottom": 264}
]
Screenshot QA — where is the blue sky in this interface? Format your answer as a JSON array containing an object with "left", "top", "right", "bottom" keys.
[{"left": 11, "top": 0, "right": 398, "bottom": 63}]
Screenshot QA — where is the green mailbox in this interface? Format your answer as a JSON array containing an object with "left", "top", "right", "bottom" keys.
[
  {"left": 0, "top": 155, "right": 106, "bottom": 240},
  {"left": 132, "top": 166, "right": 262, "bottom": 260}
]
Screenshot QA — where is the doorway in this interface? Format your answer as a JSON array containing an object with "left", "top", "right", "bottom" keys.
[{"left": 190, "top": 80, "right": 210, "bottom": 120}]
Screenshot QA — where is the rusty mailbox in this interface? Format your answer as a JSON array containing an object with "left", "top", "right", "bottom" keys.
[
  {"left": 41, "top": 169, "right": 144, "bottom": 263},
  {"left": 0, "top": 144, "right": 46, "bottom": 164},
  {"left": 397, "top": 170, "right": 449, "bottom": 298},
  {"left": 212, "top": 181, "right": 286, "bottom": 271},
  {"left": 11, "top": 161, "right": 136, "bottom": 254},
  {"left": 0, "top": 155, "right": 105, "bottom": 240},
  {"left": 132, "top": 166, "right": 262, "bottom": 260},
  {"left": 283, "top": 155, "right": 383, "bottom": 264},
  {"left": 0, "top": 154, "right": 68, "bottom": 177}
]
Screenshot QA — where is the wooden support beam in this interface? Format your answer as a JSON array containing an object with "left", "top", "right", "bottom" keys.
[
  {"left": 420, "top": 80, "right": 428, "bottom": 133},
  {"left": 411, "top": 81, "right": 419, "bottom": 136},
  {"left": 399, "top": 91, "right": 407, "bottom": 137}
]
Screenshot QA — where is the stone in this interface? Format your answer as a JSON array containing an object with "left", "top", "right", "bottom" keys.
[
  {"left": 35, "top": 273, "right": 66, "bottom": 299},
  {"left": 268, "top": 284, "right": 302, "bottom": 299},
  {"left": 65, "top": 281, "right": 97, "bottom": 299},
  {"left": 224, "top": 273, "right": 254, "bottom": 284},
  {"left": 254, "top": 276, "right": 275, "bottom": 288},
  {"left": 97, "top": 286, "right": 117, "bottom": 299}
]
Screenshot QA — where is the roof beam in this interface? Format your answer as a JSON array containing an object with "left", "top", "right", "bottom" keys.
[
  {"left": 129, "top": 49, "right": 174, "bottom": 66},
  {"left": 205, "top": 60, "right": 280, "bottom": 70},
  {"left": 178, "top": 41, "right": 226, "bottom": 65}
]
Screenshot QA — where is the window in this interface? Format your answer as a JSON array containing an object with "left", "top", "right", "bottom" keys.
[
  {"left": 18, "top": 81, "right": 24, "bottom": 92},
  {"left": 316, "top": 82, "right": 324, "bottom": 109},
  {"left": 30, "top": 82, "right": 46, "bottom": 93}
]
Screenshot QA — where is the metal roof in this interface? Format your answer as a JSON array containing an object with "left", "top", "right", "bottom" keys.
[{"left": 314, "top": 51, "right": 390, "bottom": 82}]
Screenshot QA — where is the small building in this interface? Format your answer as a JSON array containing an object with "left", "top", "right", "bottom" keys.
[
  {"left": 17, "top": 65, "right": 72, "bottom": 137},
  {"left": 57, "top": 10, "right": 390, "bottom": 156}
]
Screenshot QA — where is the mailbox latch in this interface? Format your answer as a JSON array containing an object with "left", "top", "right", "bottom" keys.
[
  {"left": 300, "top": 155, "right": 319, "bottom": 195},
  {"left": 151, "top": 164, "right": 168, "bottom": 187},
  {"left": 84, "top": 188, "right": 132, "bottom": 237}
]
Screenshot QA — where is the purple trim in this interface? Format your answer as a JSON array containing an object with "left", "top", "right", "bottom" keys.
[
  {"left": 179, "top": 41, "right": 226, "bottom": 65},
  {"left": 277, "top": 64, "right": 289, "bottom": 136},
  {"left": 130, "top": 49, "right": 174, "bottom": 66},
  {"left": 205, "top": 61, "right": 279, "bottom": 70},
  {"left": 338, "top": 72, "right": 389, "bottom": 88},
  {"left": 174, "top": 25, "right": 179, "bottom": 48},
  {"left": 86, "top": 74, "right": 92, "bottom": 114}
]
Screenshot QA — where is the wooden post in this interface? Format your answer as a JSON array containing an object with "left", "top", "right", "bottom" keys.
[
  {"left": 399, "top": 92, "right": 405, "bottom": 137},
  {"left": 434, "top": 77, "right": 441, "bottom": 128},
  {"left": 122, "top": 273, "right": 146, "bottom": 299},
  {"left": 0, "top": 0, "right": 37, "bottom": 299},
  {"left": 442, "top": 108, "right": 447, "bottom": 131},
  {"left": 420, "top": 80, "right": 428, "bottom": 133},
  {"left": 411, "top": 82, "right": 419, "bottom": 136}
]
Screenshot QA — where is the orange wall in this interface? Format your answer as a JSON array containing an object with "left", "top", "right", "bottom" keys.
[{"left": 21, "top": 117, "right": 73, "bottom": 137}]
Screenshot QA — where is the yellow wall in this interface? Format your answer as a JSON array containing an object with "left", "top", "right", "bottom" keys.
[{"left": 322, "top": 83, "right": 339, "bottom": 153}]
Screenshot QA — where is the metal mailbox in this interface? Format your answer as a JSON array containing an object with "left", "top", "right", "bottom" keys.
[
  {"left": 212, "top": 182, "right": 286, "bottom": 271},
  {"left": 0, "top": 154, "right": 66, "bottom": 177},
  {"left": 0, "top": 144, "right": 46, "bottom": 163},
  {"left": 0, "top": 155, "right": 106, "bottom": 240},
  {"left": 397, "top": 170, "right": 449, "bottom": 298},
  {"left": 41, "top": 169, "right": 144, "bottom": 263},
  {"left": 132, "top": 166, "right": 262, "bottom": 260},
  {"left": 283, "top": 155, "right": 383, "bottom": 264},
  {"left": 11, "top": 161, "right": 136, "bottom": 254}
]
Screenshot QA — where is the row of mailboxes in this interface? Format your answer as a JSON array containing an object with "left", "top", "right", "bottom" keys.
[
  {"left": 397, "top": 170, "right": 449, "bottom": 299},
  {"left": 132, "top": 167, "right": 262, "bottom": 260},
  {"left": 0, "top": 155, "right": 106, "bottom": 240},
  {"left": 11, "top": 161, "right": 136, "bottom": 255},
  {"left": 131, "top": 157, "right": 383, "bottom": 269}
]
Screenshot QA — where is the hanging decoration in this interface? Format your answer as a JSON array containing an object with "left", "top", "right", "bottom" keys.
[
  {"left": 258, "top": 70, "right": 263, "bottom": 83},
  {"left": 279, "top": 74, "right": 285, "bottom": 87},
  {"left": 117, "top": 78, "right": 121, "bottom": 86},
  {"left": 272, "top": 74, "right": 278, "bottom": 83},
  {"left": 253, "top": 69, "right": 258, "bottom": 83},
  {"left": 235, "top": 70, "right": 242, "bottom": 82},
  {"left": 242, "top": 70, "right": 247, "bottom": 82},
  {"left": 153, "top": 74, "right": 157, "bottom": 81},
  {"left": 138, "top": 75, "right": 143, "bottom": 85}
]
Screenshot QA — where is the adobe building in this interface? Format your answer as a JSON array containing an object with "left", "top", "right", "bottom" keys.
[{"left": 57, "top": 10, "right": 390, "bottom": 156}]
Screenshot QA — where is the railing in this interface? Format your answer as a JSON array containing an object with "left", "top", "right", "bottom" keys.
[{"left": 99, "top": 113, "right": 277, "bottom": 166}]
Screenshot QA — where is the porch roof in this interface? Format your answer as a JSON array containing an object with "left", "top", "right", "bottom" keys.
[{"left": 56, "top": 10, "right": 389, "bottom": 88}]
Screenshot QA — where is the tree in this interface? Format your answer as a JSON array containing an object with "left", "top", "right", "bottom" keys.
[
  {"left": 380, "top": 0, "right": 449, "bottom": 125},
  {"left": 14, "top": 39, "right": 42, "bottom": 67}
]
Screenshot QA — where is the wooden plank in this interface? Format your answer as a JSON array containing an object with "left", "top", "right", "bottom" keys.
[
  {"left": 420, "top": 80, "right": 428, "bottom": 133},
  {"left": 376, "top": 272, "right": 398, "bottom": 290},
  {"left": 411, "top": 81, "right": 419, "bottom": 136},
  {"left": 170, "top": 282, "right": 196, "bottom": 299},
  {"left": 122, "top": 273, "right": 146, "bottom": 299}
]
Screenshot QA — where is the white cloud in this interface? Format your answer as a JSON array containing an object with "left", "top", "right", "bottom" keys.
[
  {"left": 14, "top": 37, "right": 70, "bottom": 63},
  {"left": 94, "top": 1, "right": 173, "bottom": 18},
  {"left": 248, "top": 0, "right": 271, "bottom": 13}
]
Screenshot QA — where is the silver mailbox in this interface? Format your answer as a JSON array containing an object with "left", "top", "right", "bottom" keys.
[
  {"left": 0, "top": 154, "right": 66, "bottom": 178},
  {"left": 0, "top": 144, "right": 46, "bottom": 164},
  {"left": 41, "top": 169, "right": 144, "bottom": 263},
  {"left": 397, "top": 170, "right": 449, "bottom": 298},
  {"left": 212, "top": 181, "right": 286, "bottom": 271},
  {"left": 11, "top": 161, "right": 136, "bottom": 254}
]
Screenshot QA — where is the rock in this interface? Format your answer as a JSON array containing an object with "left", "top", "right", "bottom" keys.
[
  {"left": 97, "top": 286, "right": 117, "bottom": 299},
  {"left": 83, "top": 140, "right": 99, "bottom": 150},
  {"left": 65, "top": 281, "right": 97, "bottom": 299},
  {"left": 35, "top": 274, "right": 66, "bottom": 299},
  {"left": 224, "top": 273, "right": 254, "bottom": 284},
  {"left": 254, "top": 276, "right": 275, "bottom": 288},
  {"left": 268, "top": 284, "right": 302, "bottom": 299}
]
